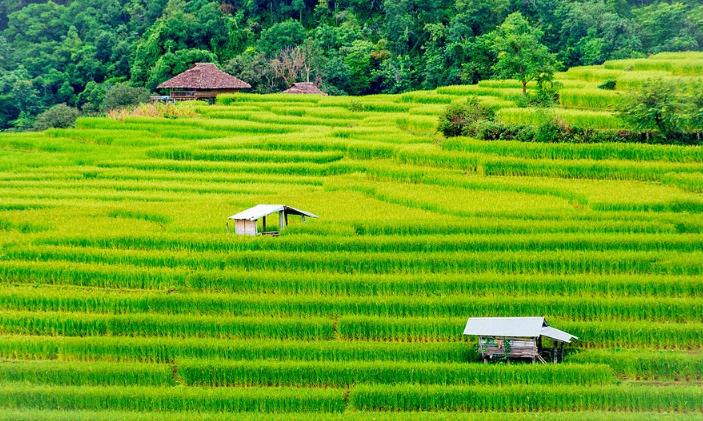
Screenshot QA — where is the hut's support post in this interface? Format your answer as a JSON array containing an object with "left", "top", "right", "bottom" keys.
[
  {"left": 285, "top": 212, "right": 289, "bottom": 225},
  {"left": 262, "top": 215, "right": 267, "bottom": 233},
  {"left": 559, "top": 342, "right": 565, "bottom": 362},
  {"left": 302, "top": 215, "right": 306, "bottom": 223},
  {"left": 552, "top": 343, "right": 558, "bottom": 363},
  {"left": 279, "top": 211, "right": 286, "bottom": 231}
]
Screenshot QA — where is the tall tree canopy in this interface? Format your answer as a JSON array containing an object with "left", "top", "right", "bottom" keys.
[
  {"left": 1, "top": 0, "right": 702, "bottom": 129},
  {"left": 490, "top": 12, "right": 559, "bottom": 95}
]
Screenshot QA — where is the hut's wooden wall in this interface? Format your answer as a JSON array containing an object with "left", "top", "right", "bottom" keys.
[
  {"left": 479, "top": 336, "right": 538, "bottom": 359},
  {"left": 235, "top": 219, "right": 257, "bottom": 236}
]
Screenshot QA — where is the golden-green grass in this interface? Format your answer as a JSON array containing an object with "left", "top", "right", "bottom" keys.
[{"left": 0, "top": 52, "right": 701, "bottom": 418}]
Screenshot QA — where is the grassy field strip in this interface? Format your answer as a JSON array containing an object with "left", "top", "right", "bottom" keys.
[
  {"left": 442, "top": 138, "right": 703, "bottom": 162},
  {"left": 0, "top": 383, "right": 700, "bottom": 413},
  {"left": 0, "top": 383, "right": 345, "bottom": 413},
  {"left": 0, "top": 360, "right": 173, "bottom": 386},
  {"left": 0, "top": 359, "right": 615, "bottom": 387},
  {"left": 0, "top": 410, "right": 699, "bottom": 421},
  {"left": 0, "top": 311, "right": 335, "bottom": 340},
  {"left": 7, "top": 246, "right": 701, "bottom": 275},
  {"left": 1, "top": 336, "right": 701, "bottom": 380},
  {"left": 391, "top": 147, "right": 703, "bottom": 181},
  {"left": 496, "top": 108, "right": 624, "bottom": 130},
  {"left": 94, "top": 159, "right": 365, "bottom": 176},
  {"left": 33, "top": 232, "right": 703, "bottom": 253},
  {"left": 349, "top": 384, "right": 703, "bottom": 412},
  {"left": 2, "top": 261, "right": 701, "bottom": 297},
  {"left": 0, "top": 336, "right": 472, "bottom": 363},
  {"left": 0, "top": 311, "right": 701, "bottom": 348},
  {"left": 0, "top": 167, "right": 327, "bottom": 186},
  {"left": 0, "top": 286, "right": 700, "bottom": 322},
  {"left": 0, "top": 190, "right": 183, "bottom": 203},
  {"left": 0, "top": 180, "right": 283, "bottom": 196},
  {"left": 337, "top": 316, "right": 703, "bottom": 347},
  {"left": 147, "top": 149, "right": 345, "bottom": 164}
]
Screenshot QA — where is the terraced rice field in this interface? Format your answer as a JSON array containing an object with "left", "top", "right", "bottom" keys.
[{"left": 0, "top": 53, "right": 702, "bottom": 419}]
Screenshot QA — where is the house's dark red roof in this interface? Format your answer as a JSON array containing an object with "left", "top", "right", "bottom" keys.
[
  {"left": 157, "top": 63, "right": 251, "bottom": 90},
  {"left": 282, "top": 82, "right": 327, "bottom": 95}
]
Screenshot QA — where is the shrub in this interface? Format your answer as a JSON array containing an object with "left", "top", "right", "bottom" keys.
[
  {"left": 598, "top": 80, "right": 617, "bottom": 90},
  {"left": 438, "top": 97, "right": 494, "bottom": 137},
  {"left": 33, "top": 104, "right": 80, "bottom": 131},
  {"left": 529, "top": 80, "right": 562, "bottom": 107},
  {"left": 102, "top": 83, "right": 151, "bottom": 112},
  {"left": 347, "top": 100, "right": 365, "bottom": 112},
  {"left": 535, "top": 117, "right": 569, "bottom": 142}
]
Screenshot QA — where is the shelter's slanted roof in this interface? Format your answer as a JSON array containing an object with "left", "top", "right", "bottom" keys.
[
  {"left": 282, "top": 82, "right": 327, "bottom": 95},
  {"left": 463, "top": 317, "right": 578, "bottom": 343},
  {"left": 541, "top": 326, "right": 577, "bottom": 343},
  {"left": 157, "top": 63, "right": 251, "bottom": 90},
  {"left": 228, "top": 204, "right": 318, "bottom": 221}
]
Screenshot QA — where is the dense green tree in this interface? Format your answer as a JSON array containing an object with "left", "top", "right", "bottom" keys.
[
  {"left": 225, "top": 49, "right": 279, "bottom": 93},
  {"left": 147, "top": 48, "right": 217, "bottom": 90},
  {"left": 490, "top": 12, "right": 559, "bottom": 96},
  {"left": 258, "top": 19, "right": 305, "bottom": 56},
  {"left": 0, "top": 67, "right": 40, "bottom": 128},
  {"left": 684, "top": 87, "right": 703, "bottom": 140},
  {"left": 620, "top": 79, "right": 684, "bottom": 140},
  {"left": 556, "top": 1, "right": 642, "bottom": 66},
  {"left": 634, "top": 2, "right": 698, "bottom": 53},
  {"left": 78, "top": 81, "right": 109, "bottom": 114},
  {"left": 341, "top": 40, "right": 385, "bottom": 95}
]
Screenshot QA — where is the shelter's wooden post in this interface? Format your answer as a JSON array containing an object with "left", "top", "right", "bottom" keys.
[
  {"left": 279, "top": 211, "right": 286, "bottom": 231},
  {"left": 552, "top": 343, "right": 558, "bottom": 363},
  {"left": 262, "top": 215, "right": 267, "bottom": 232},
  {"left": 285, "top": 212, "right": 289, "bottom": 225},
  {"left": 559, "top": 342, "right": 565, "bottom": 362},
  {"left": 302, "top": 215, "right": 306, "bottom": 223}
]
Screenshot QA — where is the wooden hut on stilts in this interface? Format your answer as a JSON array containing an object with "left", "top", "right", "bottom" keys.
[
  {"left": 463, "top": 317, "right": 577, "bottom": 363},
  {"left": 226, "top": 204, "right": 318, "bottom": 236}
]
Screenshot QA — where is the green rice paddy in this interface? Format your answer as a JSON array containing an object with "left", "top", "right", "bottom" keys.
[{"left": 0, "top": 52, "right": 702, "bottom": 419}]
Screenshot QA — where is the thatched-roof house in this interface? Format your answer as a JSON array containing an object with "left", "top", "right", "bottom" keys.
[
  {"left": 157, "top": 63, "right": 251, "bottom": 102},
  {"left": 282, "top": 82, "right": 327, "bottom": 95}
]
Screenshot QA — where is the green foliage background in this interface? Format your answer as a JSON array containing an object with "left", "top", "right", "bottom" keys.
[{"left": 1, "top": 0, "right": 702, "bottom": 129}]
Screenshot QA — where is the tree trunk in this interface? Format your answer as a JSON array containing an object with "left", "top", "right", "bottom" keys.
[{"left": 522, "top": 80, "right": 527, "bottom": 96}]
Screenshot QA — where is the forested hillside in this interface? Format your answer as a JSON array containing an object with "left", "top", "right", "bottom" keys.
[{"left": 1, "top": 0, "right": 702, "bottom": 129}]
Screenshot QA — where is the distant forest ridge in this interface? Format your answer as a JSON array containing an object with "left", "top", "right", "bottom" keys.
[{"left": 1, "top": 0, "right": 702, "bottom": 129}]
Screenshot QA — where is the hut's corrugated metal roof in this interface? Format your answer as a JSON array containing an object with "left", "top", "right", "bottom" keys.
[
  {"left": 464, "top": 317, "right": 545, "bottom": 337},
  {"left": 228, "top": 204, "right": 318, "bottom": 221},
  {"left": 282, "top": 82, "right": 327, "bottom": 95},
  {"left": 158, "top": 63, "right": 251, "bottom": 90},
  {"left": 463, "top": 317, "right": 577, "bottom": 343},
  {"left": 541, "top": 326, "right": 578, "bottom": 343}
]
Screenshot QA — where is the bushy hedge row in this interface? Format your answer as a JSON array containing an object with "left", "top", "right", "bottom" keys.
[{"left": 439, "top": 99, "right": 702, "bottom": 145}]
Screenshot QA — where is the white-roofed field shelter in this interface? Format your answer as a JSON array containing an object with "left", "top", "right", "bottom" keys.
[
  {"left": 227, "top": 204, "right": 318, "bottom": 236},
  {"left": 463, "top": 317, "right": 577, "bottom": 363}
]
